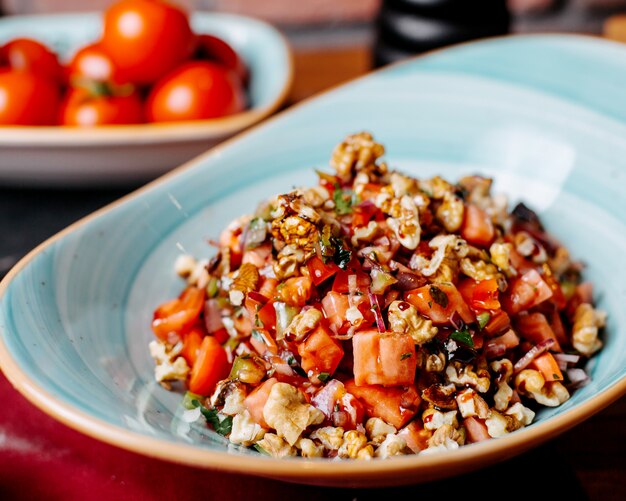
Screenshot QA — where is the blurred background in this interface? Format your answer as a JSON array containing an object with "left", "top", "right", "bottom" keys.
[{"left": 3, "top": 0, "right": 626, "bottom": 102}]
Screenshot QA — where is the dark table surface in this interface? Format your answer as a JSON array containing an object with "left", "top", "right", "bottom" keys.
[{"left": 0, "top": 181, "right": 624, "bottom": 501}]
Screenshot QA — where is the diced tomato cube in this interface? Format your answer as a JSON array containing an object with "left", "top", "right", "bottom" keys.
[
  {"left": 461, "top": 204, "right": 494, "bottom": 247},
  {"left": 244, "top": 377, "right": 277, "bottom": 429},
  {"left": 345, "top": 379, "right": 421, "bottom": 429},
  {"left": 332, "top": 269, "right": 371, "bottom": 294},
  {"left": 276, "top": 276, "right": 313, "bottom": 307},
  {"left": 306, "top": 255, "right": 340, "bottom": 286},
  {"left": 352, "top": 329, "right": 416, "bottom": 387},
  {"left": 515, "top": 312, "right": 562, "bottom": 352},
  {"left": 501, "top": 269, "right": 553, "bottom": 315},
  {"left": 529, "top": 352, "right": 564, "bottom": 382},
  {"left": 483, "top": 310, "right": 511, "bottom": 337},
  {"left": 297, "top": 324, "right": 344, "bottom": 379},
  {"left": 398, "top": 420, "right": 431, "bottom": 453},
  {"left": 405, "top": 282, "right": 475, "bottom": 325},
  {"left": 458, "top": 278, "right": 501, "bottom": 311},
  {"left": 464, "top": 416, "right": 491, "bottom": 443},
  {"left": 152, "top": 286, "right": 205, "bottom": 342}
]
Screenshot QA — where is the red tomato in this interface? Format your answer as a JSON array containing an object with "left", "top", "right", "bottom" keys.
[
  {"left": 188, "top": 335, "right": 229, "bottom": 396},
  {"left": 145, "top": 61, "right": 245, "bottom": 122},
  {"left": 514, "top": 312, "right": 563, "bottom": 352},
  {"left": 352, "top": 329, "right": 416, "bottom": 387},
  {"left": 60, "top": 87, "right": 144, "bottom": 126},
  {"left": 276, "top": 276, "right": 313, "bottom": 307},
  {"left": 404, "top": 283, "right": 475, "bottom": 325},
  {"left": 331, "top": 269, "right": 371, "bottom": 294},
  {"left": 66, "top": 43, "right": 117, "bottom": 83},
  {"left": 101, "top": 0, "right": 195, "bottom": 85},
  {"left": 195, "top": 34, "right": 248, "bottom": 85},
  {"left": 461, "top": 204, "right": 495, "bottom": 247},
  {"left": 0, "top": 37, "right": 62, "bottom": 82},
  {"left": 306, "top": 256, "right": 340, "bottom": 286},
  {"left": 458, "top": 278, "right": 501, "bottom": 312},
  {"left": 152, "top": 286, "right": 205, "bottom": 342},
  {"left": 0, "top": 70, "right": 60, "bottom": 125},
  {"left": 297, "top": 324, "right": 344, "bottom": 380},
  {"left": 501, "top": 269, "right": 553, "bottom": 315}
]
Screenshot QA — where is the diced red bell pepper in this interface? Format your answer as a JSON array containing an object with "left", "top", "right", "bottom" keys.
[
  {"left": 458, "top": 278, "right": 501, "bottom": 312},
  {"left": 306, "top": 255, "right": 340, "bottom": 286},
  {"left": 152, "top": 286, "right": 205, "bottom": 342}
]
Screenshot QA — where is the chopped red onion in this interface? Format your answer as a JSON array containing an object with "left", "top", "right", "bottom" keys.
[
  {"left": 514, "top": 338, "right": 555, "bottom": 372},
  {"left": 450, "top": 311, "right": 464, "bottom": 331},
  {"left": 368, "top": 291, "right": 386, "bottom": 333},
  {"left": 567, "top": 368, "right": 590, "bottom": 388},
  {"left": 247, "top": 291, "right": 269, "bottom": 304},
  {"left": 553, "top": 353, "right": 581, "bottom": 371},
  {"left": 483, "top": 342, "right": 507, "bottom": 360}
]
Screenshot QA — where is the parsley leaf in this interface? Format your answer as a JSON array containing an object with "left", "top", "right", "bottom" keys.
[
  {"left": 318, "top": 372, "right": 330, "bottom": 383},
  {"left": 429, "top": 286, "right": 449, "bottom": 308},
  {"left": 450, "top": 329, "right": 474, "bottom": 347},
  {"left": 333, "top": 183, "right": 356, "bottom": 215},
  {"left": 477, "top": 312, "right": 491, "bottom": 330},
  {"left": 191, "top": 399, "right": 233, "bottom": 436},
  {"left": 400, "top": 352, "right": 412, "bottom": 360},
  {"left": 334, "top": 246, "right": 352, "bottom": 270}
]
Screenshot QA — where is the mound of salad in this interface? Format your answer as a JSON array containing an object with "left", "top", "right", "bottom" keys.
[{"left": 149, "top": 132, "right": 606, "bottom": 459}]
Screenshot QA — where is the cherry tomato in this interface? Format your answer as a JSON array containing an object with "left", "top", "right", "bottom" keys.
[
  {"left": 145, "top": 61, "right": 245, "bottom": 122},
  {"left": 0, "top": 70, "right": 60, "bottom": 125},
  {"left": 0, "top": 37, "right": 62, "bottom": 82},
  {"left": 195, "top": 34, "right": 249, "bottom": 85},
  {"left": 60, "top": 86, "right": 144, "bottom": 126},
  {"left": 66, "top": 43, "right": 117, "bottom": 84},
  {"left": 101, "top": 0, "right": 195, "bottom": 85}
]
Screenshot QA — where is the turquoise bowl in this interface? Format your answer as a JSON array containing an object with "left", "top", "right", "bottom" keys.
[{"left": 1, "top": 34, "right": 625, "bottom": 487}]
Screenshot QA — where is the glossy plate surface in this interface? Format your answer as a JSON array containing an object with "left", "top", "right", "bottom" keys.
[
  {"left": 0, "top": 34, "right": 625, "bottom": 487},
  {"left": 0, "top": 12, "right": 292, "bottom": 186}
]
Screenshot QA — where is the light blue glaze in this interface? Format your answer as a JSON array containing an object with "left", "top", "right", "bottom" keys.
[
  {"left": 0, "top": 12, "right": 290, "bottom": 110},
  {"left": 1, "top": 34, "right": 625, "bottom": 457}
]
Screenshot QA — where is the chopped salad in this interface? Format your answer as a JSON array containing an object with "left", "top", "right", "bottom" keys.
[{"left": 149, "top": 132, "right": 606, "bottom": 459}]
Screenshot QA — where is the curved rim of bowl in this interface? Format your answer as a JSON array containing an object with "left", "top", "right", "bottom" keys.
[
  {"left": 0, "top": 14, "right": 294, "bottom": 146},
  {"left": 0, "top": 32, "right": 625, "bottom": 484}
]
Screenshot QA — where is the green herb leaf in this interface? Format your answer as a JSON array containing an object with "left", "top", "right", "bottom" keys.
[
  {"left": 429, "top": 286, "right": 449, "bottom": 308},
  {"left": 182, "top": 391, "right": 204, "bottom": 410},
  {"left": 477, "top": 312, "right": 491, "bottom": 330},
  {"left": 450, "top": 329, "right": 474, "bottom": 347},
  {"left": 318, "top": 372, "right": 330, "bottom": 383},
  {"left": 334, "top": 246, "right": 352, "bottom": 270},
  {"left": 400, "top": 352, "right": 412, "bottom": 360},
  {"left": 333, "top": 183, "right": 354, "bottom": 215},
  {"left": 192, "top": 399, "right": 233, "bottom": 436},
  {"left": 253, "top": 443, "right": 269, "bottom": 455}
]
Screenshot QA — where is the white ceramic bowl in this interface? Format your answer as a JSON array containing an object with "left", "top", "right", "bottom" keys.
[{"left": 0, "top": 12, "right": 293, "bottom": 186}]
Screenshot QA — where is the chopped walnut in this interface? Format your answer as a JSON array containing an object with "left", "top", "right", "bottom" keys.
[
  {"left": 374, "top": 434, "right": 407, "bottom": 459},
  {"left": 455, "top": 388, "right": 490, "bottom": 419},
  {"left": 490, "top": 359, "right": 515, "bottom": 411},
  {"left": 263, "top": 383, "right": 325, "bottom": 446},
  {"left": 505, "top": 402, "right": 535, "bottom": 426},
  {"left": 296, "top": 438, "right": 325, "bottom": 458},
  {"left": 273, "top": 244, "right": 307, "bottom": 280},
  {"left": 229, "top": 410, "right": 266, "bottom": 446},
  {"left": 427, "top": 424, "right": 465, "bottom": 448},
  {"left": 572, "top": 303, "right": 606, "bottom": 357},
  {"left": 445, "top": 361, "right": 491, "bottom": 393},
  {"left": 231, "top": 262, "right": 260, "bottom": 297},
  {"left": 285, "top": 308, "right": 322, "bottom": 341},
  {"left": 338, "top": 430, "right": 370, "bottom": 459},
  {"left": 365, "top": 417, "right": 397, "bottom": 444},
  {"left": 301, "top": 185, "right": 330, "bottom": 208},
  {"left": 460, "top": 257, "right": 501, "bottom": 281},
  {"left": 489, "top": 242, "right": 513, "bottom": 272},
  {"left": 436, "top": 192, "right": 465, "bottom": 232},
  {"left": 149, "top": 340, "right": 189, "bottom": 387},
  {"left": 422, "top": 383, "right": 458, "bottom": 410},
  {"left": 419, "top": 176, "right": 455, "bottom": 200},
  {"left": 424, "top": 352, "right": 446, "bottom": 373},
  {"left": 330, "top": 131, "right": 386, "bottom": 181},
  {"left": 387, "top": 300, "right": 438, "bottom": 345},
  {"left": 309, "top": 426, "right": 345, "bottom": 450},
  {"left": 255, "top": 433, "right": 297, "bottom": 458},
  {"left": 386, "top": 195, "right": 421, "bottom": 250},
  {"left": 484, "top": 410, "right": 521, "bottom": 438},
  {"left": 409, "top": 234, "right": 467, "bottom": 277},
  {"left": 422, "top": 408, "right": 459, "bottom": 431},
  {"left": 515, "top": 370, "right": 570, "bottom": 407},
  {"left": 390, "top": 171, "right": 418, "bottom": 198},
  {"left": 351, "top": 221, "right": 382, "bottom": 247}
]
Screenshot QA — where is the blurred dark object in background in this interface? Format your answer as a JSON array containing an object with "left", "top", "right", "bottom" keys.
[{"left": 373, "top": 0, "right": 511, "bottom": 66}]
